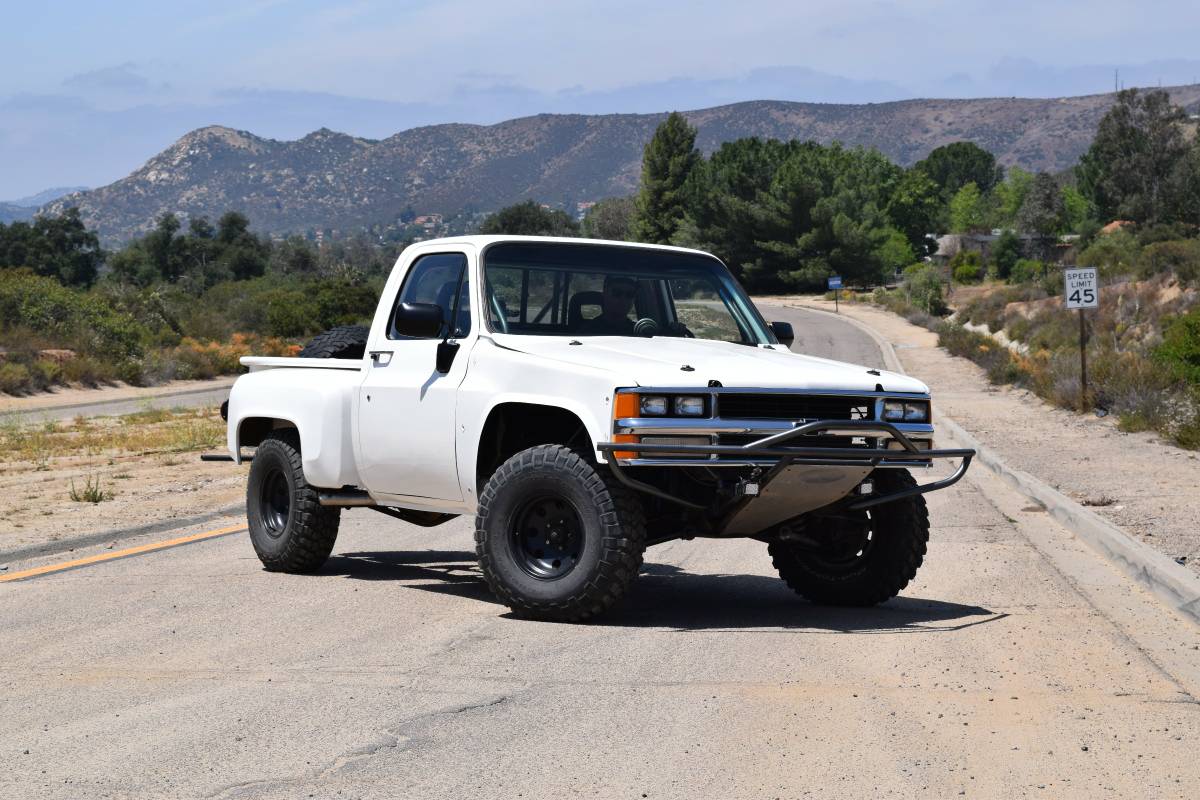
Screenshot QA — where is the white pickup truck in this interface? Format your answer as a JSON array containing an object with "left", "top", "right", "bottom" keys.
[{"left": 213, "top": 235, "right": 973, "bottom": 621}]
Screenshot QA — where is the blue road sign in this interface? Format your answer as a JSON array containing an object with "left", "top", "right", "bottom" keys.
[{"left": 827, "top": 276, "right": 842, "bottom": 289}]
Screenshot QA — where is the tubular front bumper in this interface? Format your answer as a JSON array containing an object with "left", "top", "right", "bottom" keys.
[{"left": 596, "top": 419, "right": 975, "bottom": 511}]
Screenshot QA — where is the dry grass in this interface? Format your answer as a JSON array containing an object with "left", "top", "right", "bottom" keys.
[{"left": 0, "top": 406, "right": 225, "bottom": 467}]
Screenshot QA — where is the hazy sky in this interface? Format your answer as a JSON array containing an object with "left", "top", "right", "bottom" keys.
[{"left": 3, "top": 0, "right": 1200, "bottom": 199}]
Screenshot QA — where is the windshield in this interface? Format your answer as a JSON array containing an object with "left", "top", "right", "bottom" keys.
[{"left": 483, "top": 242, "right": 773, "bottom": 344}]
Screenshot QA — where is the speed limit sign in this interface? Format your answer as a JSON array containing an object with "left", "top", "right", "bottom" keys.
[
  {"left": 1063, "top": 266, "right": 1098, "bottom": 412},
  {"left": 1064, "top": 268, "right": 1098, "bottom": 309}
]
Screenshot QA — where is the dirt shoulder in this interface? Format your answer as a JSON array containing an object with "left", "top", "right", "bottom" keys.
[
  {"left": 0, "top": 408, "right": 246, "bottom": 557},
  {"left": 771, "top": 295, "right": 1200, "bottom": 577}
]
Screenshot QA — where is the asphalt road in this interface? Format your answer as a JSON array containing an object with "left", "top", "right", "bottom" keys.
[
  {"left": 0, "top": 382, "right": 233, "bottom": 424},
  {"left": 2, "top": 306, "right": 1198, "bottom": 799}
]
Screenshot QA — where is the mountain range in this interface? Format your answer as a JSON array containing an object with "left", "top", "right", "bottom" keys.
[
  {"left": 1, "top": 186, "right": 88, "bottom": 224},
  {"left": 42, "top": 86, "right": 1200, "bottom": 244}
]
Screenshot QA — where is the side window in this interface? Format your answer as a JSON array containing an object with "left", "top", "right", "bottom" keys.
[{"left": 389, "top": 253, "right": 471, "bottom": 339}]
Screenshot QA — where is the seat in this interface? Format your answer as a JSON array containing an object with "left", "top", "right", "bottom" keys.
[{"left": 567, "top": 291, "right": 604, "bottom": 330}]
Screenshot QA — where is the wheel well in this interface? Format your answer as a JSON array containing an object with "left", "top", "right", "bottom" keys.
[
  {"left": 238, "top": 417, "right": 298, "bottom": 449},
  {"left": 476, "top": 403, "right": 590, "bottom": 490}
]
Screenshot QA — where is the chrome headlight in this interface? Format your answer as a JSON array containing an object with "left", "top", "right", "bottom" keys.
[
  {"left": 903, "top": 402, "right": 929, "bottom": 422},
  {"left": 640, "top": 395, "right": 669, "bottom": 416},
  {"left": 673, "top": 396, "right": 706, "bottom": 416}
]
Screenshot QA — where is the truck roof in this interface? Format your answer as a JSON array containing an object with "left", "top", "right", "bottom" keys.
[{"left": 407, "top": 235, "right": 717, "bottom": 259}]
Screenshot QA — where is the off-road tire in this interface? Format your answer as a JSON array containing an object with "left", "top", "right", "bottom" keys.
[
  {"left": 475, "top": 445, "right": 646, "bottom": 622},
  {"left": 298, "top": 325, "right": 370, "bottom": 360},
  {"left": 246, "top": 430, "right": 340, "bottom": 573},
  {"left": 769, "top": 469, "right": 929, "bottom": 606}
]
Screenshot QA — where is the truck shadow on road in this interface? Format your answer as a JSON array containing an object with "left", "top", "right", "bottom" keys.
[{"left": 322, "top": 549, "right": 1004, "bottom": 633}]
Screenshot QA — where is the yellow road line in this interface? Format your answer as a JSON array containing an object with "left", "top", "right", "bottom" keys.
[{"left": 0, "top": 523, "right": 246, "bottom": 583}]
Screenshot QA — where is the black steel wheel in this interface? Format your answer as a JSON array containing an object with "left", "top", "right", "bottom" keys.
[
  {"left": 768, "top": 469, "right": 929, "bottom": 606},
  {"left": 511, "top": 495, "right": 585, "bottom": 580},
  {"left": 259, "top": 467, "right": 291, "bottom": 538},
  {"left": 476, "top": 445, "right": 646, "bottom": 622},
  {"left": 246, "top": 430, "right": 340, "bottom": 573}
]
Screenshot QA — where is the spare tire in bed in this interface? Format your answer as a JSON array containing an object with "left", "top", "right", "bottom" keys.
[{"left": 297, "top": 325, "right": 370, "bottom": 360}]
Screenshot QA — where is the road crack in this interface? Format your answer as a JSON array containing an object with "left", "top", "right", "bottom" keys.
[{"left": 206, "top": 693, "right": 514, "bottom": 799}]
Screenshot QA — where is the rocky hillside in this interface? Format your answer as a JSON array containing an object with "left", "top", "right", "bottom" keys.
[{"left": 45, "top": 86, "right": 1200, "bottom": 243}]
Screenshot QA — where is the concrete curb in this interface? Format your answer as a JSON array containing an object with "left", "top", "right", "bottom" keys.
[
  {"left": 937, "top": 414, "right": 1200, "bottom": 626},
  {"left": 778, "top": 298, "right": 1200, "bottom": 627}
]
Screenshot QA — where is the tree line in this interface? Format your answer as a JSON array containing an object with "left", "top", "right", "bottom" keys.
[{"left": 487, "top": 88, "right": 1200, "bottom": 292}]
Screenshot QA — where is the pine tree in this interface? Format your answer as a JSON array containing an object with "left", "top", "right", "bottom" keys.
[{"left": 632, "top": 112, "right": 699, "bottom": 243}]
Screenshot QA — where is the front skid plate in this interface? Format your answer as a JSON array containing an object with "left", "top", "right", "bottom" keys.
[{"left": 721, "top": 465, "right": 871, "bottom": 536}]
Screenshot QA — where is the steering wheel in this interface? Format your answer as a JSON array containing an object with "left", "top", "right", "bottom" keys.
[{"left": 634, "top": 317, "right": 660, "bottom": 337}]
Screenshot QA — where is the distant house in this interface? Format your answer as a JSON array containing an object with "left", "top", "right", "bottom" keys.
[
  {"left": 413, "top": 214, "right": 443, "bottom": 229},
  {"left": 933, "top": 231, "right": 1076, "bottom": 265}
]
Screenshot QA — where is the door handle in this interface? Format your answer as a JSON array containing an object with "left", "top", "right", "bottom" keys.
[{"left": 369, "top": 350, "right": 393, "bottom": 362}]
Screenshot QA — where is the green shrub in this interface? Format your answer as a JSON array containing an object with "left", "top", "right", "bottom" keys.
[
  {"left": 1175, "top": 413, "right": 1200, "bottom": 449},
  {"left": 1155, "top": 307, "right": 1200, "bottom": 384},
  {"left": 901, "top": 264, "right": 948, "bottom": 315},
  {"left": 949, "top": 250, "right": 984, "bottom": 284},
  {"left": 1009, "top": 258, "right": 1043, "bottom": 284},
  {"left": 0, "top": 270, "right": 148, "bottom": 364},
  {"left": 0, "top": 361, "right": 32, "bottom": 394},
  {"left": 1137, "top": 239, "right": 1200, "bottom": 285},
  {"left": 1077, "top": 228, "right": 1140, "bottom": 279},
  {"left": 991, "top": 229, "right": 1022, "bottom": 280},
  {"left": 953, "top": 262, "right": 983, "bottom": 284},
  {"left": 936, "top": 322, "right": 1028, "bottom": 386}
]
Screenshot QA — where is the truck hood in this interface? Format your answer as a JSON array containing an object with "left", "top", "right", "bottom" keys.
[{"left": 489, "top": 334, "right": 928, "bottom": 394}]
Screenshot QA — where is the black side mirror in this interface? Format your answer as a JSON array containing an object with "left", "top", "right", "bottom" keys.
[
  {"left": 393, "top": 302, "right": 445, "bottom": 338},
  {"left": 770, "top": 321, "right": 794, "bottom": 348}
]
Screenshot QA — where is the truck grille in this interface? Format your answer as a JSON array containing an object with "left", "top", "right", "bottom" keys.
[
  {"left": 717, "top": 433, "right": 871, "bottom": 449},
  {"left": 715, "top": 394, "right": 873, "bottom": 421}
]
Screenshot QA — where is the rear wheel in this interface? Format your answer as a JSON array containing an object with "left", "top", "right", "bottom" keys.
[
  {"left": 246, "top": 430, "right": 340, "bottom": 573},
  {"left": 769, "top": 469, "right": 928, "bottom": 606},
  {"left": 475, "top": 445, "right": 646, "bottom": 621}
]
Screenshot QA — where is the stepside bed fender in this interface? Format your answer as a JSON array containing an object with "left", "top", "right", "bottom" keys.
[{"left": 226, "top": 368, "right": 362, "bottom": 489}]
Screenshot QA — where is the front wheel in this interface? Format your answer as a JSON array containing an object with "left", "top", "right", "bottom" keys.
[
  {"left": 475, "top": 445, "right": 646, "bottom": 621},
  {"left": 246, "top": 430, "right": 340, "bottom": 573},
  {"left": 769, "top": 469, "right": 929, "bottom": 606}
]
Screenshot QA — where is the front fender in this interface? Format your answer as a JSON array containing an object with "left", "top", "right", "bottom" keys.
[{"left": 456, "top": 341, "right": 624, "bottom": 503}]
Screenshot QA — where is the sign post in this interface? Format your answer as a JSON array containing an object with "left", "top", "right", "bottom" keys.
[
  {"left": 1063, "top": 267, "right": 1098, "bottom": 412},
  {"left": 828, "top": 275, "right": 842, "bottom": 313}
]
